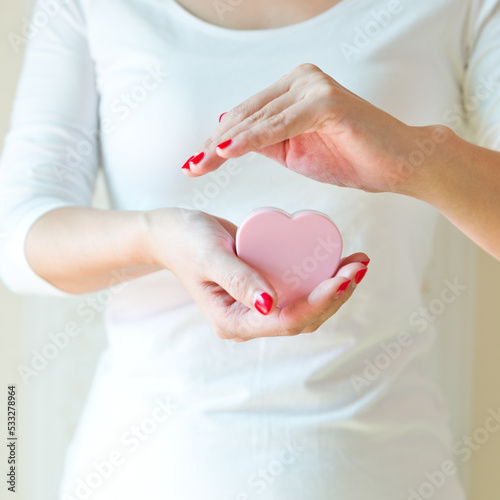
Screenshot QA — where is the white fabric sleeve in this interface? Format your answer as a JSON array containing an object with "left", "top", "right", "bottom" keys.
[
  {"left": 0, "top": 0, "right": 99, "bottom": 297},
  {"left": 463, "top": 0, "right": 500, "bottom": 150}
]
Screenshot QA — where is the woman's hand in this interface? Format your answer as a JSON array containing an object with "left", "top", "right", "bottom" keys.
[
  {"left": 145, "top": 207, "right": 369, "bottom": 342},
  {"left": 180, "top": 62, "right": 500, "bottom": 261},
  {"left": 181, "top": 63, "right": 448, "bottom": 197}
]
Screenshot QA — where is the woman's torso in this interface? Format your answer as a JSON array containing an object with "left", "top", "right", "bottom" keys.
[{"left": 59, "top": 0, "right": 483, "bottom": 497}]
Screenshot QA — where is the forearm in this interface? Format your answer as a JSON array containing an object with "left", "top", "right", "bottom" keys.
[
  {"left": 25, "top": 206, "right": 163, "bottom": 294},
  {"left": 402, "top": 125, "right": 500, "bottom": 260}
]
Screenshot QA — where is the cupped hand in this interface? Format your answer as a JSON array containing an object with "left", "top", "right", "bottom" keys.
[
  {"left": 144, "top": 207, "right": 369, "bottom": 341},
  {"left": 182, "top": 63, "right": 449, "bottom": 195}
]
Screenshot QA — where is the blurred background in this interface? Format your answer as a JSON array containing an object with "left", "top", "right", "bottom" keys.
[{"left": 1, "top": 0, "right": 500, "bottom": 499}]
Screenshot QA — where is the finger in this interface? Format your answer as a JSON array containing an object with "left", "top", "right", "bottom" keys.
[
  {"left": 203, "top": 248, "right": 279, "bottom": 316},
  {"left": 213, "top": 99, "right": 321, "bottom": 160},
  {"left": 206, "top": 261, "right": 361, "bottom": 341},
  {"left": 205, "top": 256, "right": 369, "bottom": 341},
  {"left": 213, "top": 215, "right": 238, "bottom": 240},
  {"left": 300, "top": 279, "right": 355, "bottom": 333},
  {"left": 181, "top": 76, "right": 291, "bottom": 177},
  {"left": 183, "top": 64, "right": 344, "bottom": 178},
  {"left": 223, "top": 74, "right": 292, "bottom": 126},
  {"left": 338, "top": 252, "right": 370, "bottom": 268},
  {"left": 302, "top": 263, "right": 366, "bottom": 332},
  {"left": 215, "top": 62, "right": 333, "bottom": 142},
  {"left": 185, "top": 91, "right": 299, "bottom": 178},
  {"left": 282, "top": 261, "right": 363, "bottom": 318},
  {"left": 221, "top": 88, "right": 298, "bottom": 143},
  {"left": 307, "top": 259, "right": 370, "bottom": 330}
]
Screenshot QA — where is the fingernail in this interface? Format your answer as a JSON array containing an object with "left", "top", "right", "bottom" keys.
[
  {"left": 190, "top": 152, "right": 205, "bottom": 165},
  {"left": 217, "top": 139, "right": 232, "bottom": 150},
  {"left": 219, "top": 112, "right": 227, "bottom": 123},
  {"left": 254, "top": 292, "right": 273, "bottom": 315},
  {"left": 336, "top": 279, "right": 351, "bottom": 298},
  {"left": 354, "top": 268, "right": 368, "bottom": 285},
  {"left": 182, "top": 155, "right": 194, "bottom": 170},
  {"left": 360, "top": 259, "right": 370, "bottom": 266}
]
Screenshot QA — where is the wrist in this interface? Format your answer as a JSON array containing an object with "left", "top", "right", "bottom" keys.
[
  {"left": 129, "top": 210, "right": 156, "bottom": 268},
  {"left": 393, "top": 124, "right": 458, "bottom": 202},
  {"left": 139, "top": 207, "right": 187, "bottom": 269},
  {"left": 139, "top": 209, "right": 165, "bottom": 268}
]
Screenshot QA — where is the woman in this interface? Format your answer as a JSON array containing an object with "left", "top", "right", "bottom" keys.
[{"left": 0, "top": 0, "right": 499, "bottom": 498}]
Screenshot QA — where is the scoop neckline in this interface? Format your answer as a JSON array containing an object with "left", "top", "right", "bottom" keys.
[{"left": 166, "top": 0, "right": 350, "bottom": 38}]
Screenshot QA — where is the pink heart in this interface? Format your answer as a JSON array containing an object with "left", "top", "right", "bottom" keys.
[{"left": 235, "top": 207, "right": 343, "bottom": 308}]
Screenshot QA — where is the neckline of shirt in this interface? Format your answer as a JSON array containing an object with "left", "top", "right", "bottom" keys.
[{"left": 165, "top": 0, "right": 352, "bottom": 38}]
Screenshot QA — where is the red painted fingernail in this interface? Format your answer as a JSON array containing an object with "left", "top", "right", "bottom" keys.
[
  {"left": 182, "top": 155, "right": 194, "bottom": 170},
  {"left": 190, "top": 152, "right": 205, "bottom": 165},
  {"left": 219, "top": 112, "right": 227, "bottom": 123},
  {"left": 336, "top": 279, "right": 351, "bottom": 297},
  {"left": 217, "top": 139, "right": 232, "bottom": 150},
  {"left": 360, "top": 259, "right": 370, "bottom": 266},
  {"left": 354, "top": 268, "right": 368, "bottom": 285},
  {"left": 254, "top": 292, "right": 273, "bottom": 315}
]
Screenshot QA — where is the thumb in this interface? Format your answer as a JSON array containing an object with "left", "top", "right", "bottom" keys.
[{"left": 208, "top": 249, "right": 278, "bottom": 316}]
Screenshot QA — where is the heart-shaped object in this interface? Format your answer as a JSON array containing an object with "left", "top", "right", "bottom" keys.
[{"left": 235, "top": 207, "right": 343, "bottom": 308}]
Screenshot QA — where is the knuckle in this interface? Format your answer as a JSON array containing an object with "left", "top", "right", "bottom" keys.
[
  {"left": 244, "top": 110, "right": 265, "bottom": 126},
  {"left": 293, "top": 62, "right": 321, "bottom": 75},
  {"left": 200, "top": 137, "right": 215, "bottom": 150},
  {"left": 232, "top": 336, "right": 248, "bottom": 343},
  {"left": 222, "top": 271, "right": 247, "bottom": 298},
  {"left": 303, "top": 323, "right": 320, "bottom": 334},
  {"left": 430, "top": 124, "right": 453, "bottom": 143},
  {"left": 240, "top": 126, "right": 261, "bottom": 148},
  {"left": 213, "top": 325, "right": 231, "bottom": 340},
  {"left": 246, "top": 113, "right": 289, "bottom": 146},
  {"left": 308, "top": 78, "right": 338, "bottom": 101},
  {"left": 320, "top": 81, "right": 339, "bottom": 100},
  {"left": 267, "top": 112, "right": 289, "bottom": 130},
  {"left": 232, "top": 101, "right": 252, "bottom": 120}
]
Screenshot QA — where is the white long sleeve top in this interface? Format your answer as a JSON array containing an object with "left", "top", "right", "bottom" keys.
[{"left": 1, "top": 0, "right": 499, "bottom": 498}]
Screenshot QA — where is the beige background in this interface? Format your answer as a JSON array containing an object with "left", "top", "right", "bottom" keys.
[{"left": 1, "top": 0, "right": 500, "bottom": 498}]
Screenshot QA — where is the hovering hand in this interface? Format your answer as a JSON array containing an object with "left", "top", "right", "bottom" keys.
[{"left": 182, "top": 63, "right": 448, "bottom": 196}]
